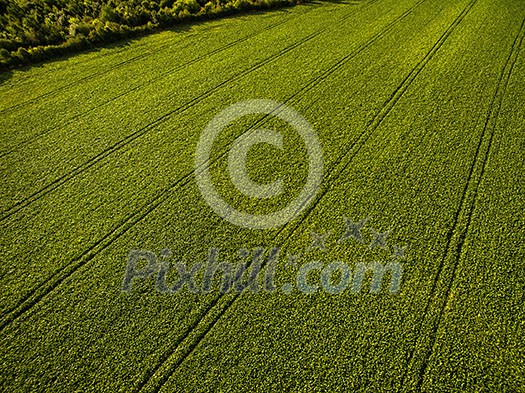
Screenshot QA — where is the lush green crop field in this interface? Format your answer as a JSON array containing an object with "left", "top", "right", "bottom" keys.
[{"left": 1, "top": 0, "right": 524, "bottom": 391}]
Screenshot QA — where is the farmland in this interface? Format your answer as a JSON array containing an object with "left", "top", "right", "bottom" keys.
[{"left": 1, "top": 0, "right": 524, "bottom": 391}]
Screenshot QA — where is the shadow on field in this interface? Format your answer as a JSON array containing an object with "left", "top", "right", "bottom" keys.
[
  {"left": 0, "top": 5, "right": 300, "bottom": 86},
  {"left": 0, "top": 69, "right": 12, "bottom": 85},
  {"left": 0, "top": 22, "right": 192, "bottom": 87}
]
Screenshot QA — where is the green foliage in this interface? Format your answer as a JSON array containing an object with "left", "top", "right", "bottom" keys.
[
  {"left": 177, "top": 0, "right": 201, "bottom": 14},
  {"left": 233, "top": 0, "right": 252, "bottom": 10},
  {"left": 100, "top": 5, "right": 120, "bottom": 23}
]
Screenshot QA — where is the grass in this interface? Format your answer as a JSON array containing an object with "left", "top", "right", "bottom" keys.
[{"left": 1, "top": 0, "right": 524, "bottom": 391}]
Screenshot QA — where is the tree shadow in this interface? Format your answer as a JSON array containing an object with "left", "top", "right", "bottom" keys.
[
  {"left": 0, "top": 22, "right": 194, "bottom": 87},
  {"left": 0, "top": 1, "right": 331, "bottom": 86},
  {"left": 0, "top": 69, "right": 13, "bottom": 85}
]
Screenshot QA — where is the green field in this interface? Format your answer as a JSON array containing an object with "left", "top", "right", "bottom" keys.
[{"left": 1, "top": 0, "right": 524, "bottom": 391}]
